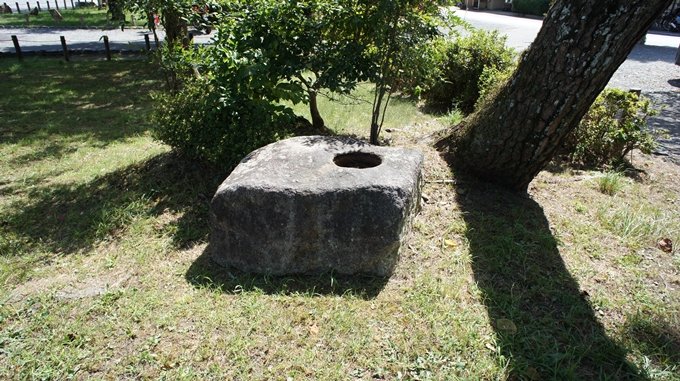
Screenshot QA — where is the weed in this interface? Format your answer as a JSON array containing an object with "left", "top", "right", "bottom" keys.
[
  {"left": 597, "top": 171, "right": 626, "bottom": 195},
  {"left": 438, "top": 108, "right": 464, "bottom": 127},
  {"left": 574, "top": 200, "right": 587, "bottom": 213}
]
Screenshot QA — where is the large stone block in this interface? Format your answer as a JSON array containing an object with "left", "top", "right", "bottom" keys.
[{"left": 210, "top": 136, "right": 423, "bottom": 276}]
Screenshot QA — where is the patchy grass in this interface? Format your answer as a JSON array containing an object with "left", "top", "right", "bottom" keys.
[
  {"left": 0, "top": 8, "right": 142, "bottom": 28},
  {"left": 1, "top": 57, "right": 679, "bottom": 380},
  {"left": 0, "top": 7, "right": 146, "bottom": 27}
]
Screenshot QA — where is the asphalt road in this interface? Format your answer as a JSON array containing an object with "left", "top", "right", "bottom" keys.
[{"left": 0, "top": 27, "right": 213, "bottom": 53}]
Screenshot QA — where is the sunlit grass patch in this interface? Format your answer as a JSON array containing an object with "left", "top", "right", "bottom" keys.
[
  {"left": 286, "top": 84, "right": 437, "bottom": 140},
  {"left": 596, "top": 197, "right": 680, "bottom": 251},
  {"left": 0, "top": 8, "right": 141, "bottom": 28}
]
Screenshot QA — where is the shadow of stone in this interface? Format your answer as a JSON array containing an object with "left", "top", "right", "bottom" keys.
[
  {"left": 185, "top": 245, "right": 389, "bottom": 299},
  {"left": 0, "top": 151, "right": 227, "bottom": 256},
  {"left": 452, "top": 177, "right": 648, "bottom": 380},
  {"left": 669, "top": 79, "right": 680, "bottom": 88}
]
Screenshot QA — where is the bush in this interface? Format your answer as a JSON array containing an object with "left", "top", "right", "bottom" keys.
[
  {"left": 512, "top": 0, "right": 552, "bottom": 16},
  {"left": 151, "top": 43, "right": 296, "bottom": 169},
  {"left": 562, "top": 88, "right": 666, "bottom": 166},
  {"left": 152, "top": 80, "right": 295, "bottom": 168},
  {"left": 423, "top": 29, "right": 515, "bottom": 113}
]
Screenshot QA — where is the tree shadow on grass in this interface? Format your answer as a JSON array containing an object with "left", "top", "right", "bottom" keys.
[
  {"left": 184, "top": 245, "right": 389, "bottom": 300},
  {"left": 0, "top": 152, "right": 226, "bottom": 257},
  {"left": 452, "top": 178, "right": 649, "bottom": 380},
  {"left": 625, "top": 313, "right": 680, "bottom": 374},
  {"left": 0, "top": 59, "right": 160, "bottom": 147}
]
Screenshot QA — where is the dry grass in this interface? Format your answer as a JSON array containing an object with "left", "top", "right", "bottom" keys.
[{"left": 1, "top": 57, "right": 679, "bottom": 380}]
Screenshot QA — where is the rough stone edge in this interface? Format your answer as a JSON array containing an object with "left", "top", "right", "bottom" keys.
[{"left": 210, "top": 137, "right": 425, "bottom": 277}]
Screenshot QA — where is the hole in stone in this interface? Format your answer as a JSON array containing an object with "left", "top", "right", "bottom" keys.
[{"left": 334, "top": 152, "right": 382, "bottom": 169}]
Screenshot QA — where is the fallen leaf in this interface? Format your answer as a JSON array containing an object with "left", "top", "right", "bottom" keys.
[
  {"left": 495, "top": 319, "right": 517, "bottom": 335},
  {"left": 309, "top": 322, "right": 319, "bottom": 335},
  {"left": 444, "top": 239, "right": 457, "bottom": 248},
  {"left": 485, "top": 342, "right": 496, "bottom": 352},
  {"left": 658, "top": 238, "right": 673, "bottom": 253}
]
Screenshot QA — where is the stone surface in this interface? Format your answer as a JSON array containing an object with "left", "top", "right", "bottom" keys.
[{"left": 210, "top": 136, "right": 424, "bottom": 276}]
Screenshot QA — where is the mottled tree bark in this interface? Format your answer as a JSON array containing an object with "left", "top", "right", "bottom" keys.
[{"left": 437, "top": 0, "right": 673, "bottom": 192}]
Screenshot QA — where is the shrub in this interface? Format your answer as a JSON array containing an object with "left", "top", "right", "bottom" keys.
[
  {"left": 562, "top": 88, "right": 666, "bottom": 166},
  {"left": 512, "top": 0, "right": 552, "bottom": 16},
  {"left": 151, "top": 0, "right": 451, "bottom": 154},
  {"left": 151, "top": 43, "right": 296, "bottom": 169},
  {"left": 423, "top": 29, "right": 515, "bottom": 113},
  {"left": 474, "top": 63, "right": 514, "bottom": 110},
  {"left": 152, "top": 80, "right": 296, "bottom": 168}
]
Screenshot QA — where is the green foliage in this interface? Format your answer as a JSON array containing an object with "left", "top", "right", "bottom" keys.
[
  {"left": 214, "top": 0, "right": 448, "bottom": 141},
  {"left": 474, "top": 63, "right": 514, "bottom": 110},
  {"left": 208, "top": 0, "right": 375, "bottom": 130},
  {"left": 151, "top": 44, "right": 296, "bottom": 168},
  {"left": 512, "top": 0, "right": 552, "bottom": 16},
  {"left": 149, "top": 0, "right": 452, "bottom": 161},
  {"left": 423, "top": 29, "right": 515, "bottom": 113},
  {"left": 360, "top": 0, "right": 449, "bottom": 144},
  {"left": 153, "top": 82, "right": 294, "bottom": 167},
  {"left": 563, "top": 88, "right": 666, "bottom": 166}
]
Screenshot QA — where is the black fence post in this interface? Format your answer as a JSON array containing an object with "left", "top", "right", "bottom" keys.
[
  {"left": 60, "top": 36, "right": 70, "bottom": 62},
  {"left": 47, "top": 1, "right": 50, "bottom": 10},
  {"left": 15, "top": 2, "right": 19, "bottom": 12},
  {"left": 37, "top": 1, "right": 41, "bottom": 11},
  {"left": 11, "top": 35, "right": 23, "bottom": 61},
  {"left": 103, "top": 36, "right": 111, "bottom": 61},
  {"left": 26, "top": 2, "right": 29, "bottom": 11},
  {"left": 55, "top": 0, "right": 58, "bottom": 10},
  {"left": 144, "top": 34, "right": 150, "bottom": 52},
  {"left": 70, "top": 0, "right": 73, "bottom": 9}
]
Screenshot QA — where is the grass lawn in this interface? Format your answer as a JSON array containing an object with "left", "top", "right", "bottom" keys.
[
  {"left": 0, "top": 8, "right": 143, "bottom": 28},
  {"left": 1, "top": 57, "right": 679, "bottom": 380}
]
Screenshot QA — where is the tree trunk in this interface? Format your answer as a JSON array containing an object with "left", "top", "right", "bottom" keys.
[
  {"left": 308, "top": 90, "right": 325, "bottom": 130},
  {"left": 163, "top": 9, "right": 188, "bottom": 49},
  {"left": 437, "top": 0, "right": 672, "bottom": 192}
]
